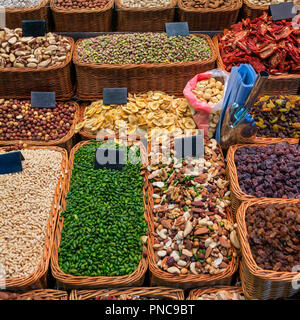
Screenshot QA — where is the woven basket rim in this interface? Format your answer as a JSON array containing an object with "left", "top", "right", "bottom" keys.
[
  {"left": 18, "top": 289, "right": 68, "bottom": 300},
  {"left": 227, "top": 142, "right": 299, "bottom": 202},
  {"left": 70, "top": 286, "right": 185, "bottom": 300},
  {"left": 237, "top": 199, "right": 300, "bottom": 282},
  {"left": 115, "top": 0, "right": 177, "bottom": 11},
  {"left": 147, "top": 141, "right": 239, "bottom": 286},
  {"left": 50, "top": 0, "right": 114, "bottom": 13},
  {"left": 243, "top": 0, "right": 300, "bottom": 10},
  {"left": 73, "top": 33, "right": 217, "bottom": 70},
  {"left": 187, "top": 286, "right": 244, "bottom": 300},
  {"left": 0, "top": 36, "right": 74, "bottom": 73},
  {"left": 0, "top": 101, "right": 79, "bottom": 147},
  {"left": 212, "top": 33, "right": 300, "bottom": 80},
  {"left": 51, "top": 139, "right": 150, "bottom": 288},
  {"left": 0, "top": 145, "right": 68, "bottom": 289},
  {"left": 5, "top": 0, "right": 49, "bottom": 13},
  {"left": 178, "top": 0, "right": 242, "bottom": 12}
]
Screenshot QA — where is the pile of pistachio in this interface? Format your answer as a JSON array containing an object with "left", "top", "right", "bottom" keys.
[{"left": 148, "top": 138, "right": 240, "bottom": 276}]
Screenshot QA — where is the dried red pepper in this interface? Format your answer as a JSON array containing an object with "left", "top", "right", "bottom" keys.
[{"left": 219, "top": 13, "right": 300, "bottom": 75}]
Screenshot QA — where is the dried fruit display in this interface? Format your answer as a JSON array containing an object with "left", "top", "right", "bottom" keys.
[
  {"left": 76, "top": 33, "right": 212, "bottom": 65},
  {"left": 181, "top": 0, "right": 233, "bottom": 9},
  {"left": 246, "top": 202, "right": 300, "bottom": 272},
  {"left": 0, "top": 99, "right": 76, "bottom": 142},
  {"left": 76, "top": 92, "right": 197, "bottom": 140},
  {"left": 219, "top": 13, "right": 300, "bottom": 74},
  {"left": 251, "top": 95, "right": 300, "bottom": 139},
  {"left": 197, "top": 290, "right": 245, "bottom": 300},
  {"left": 149, "top": 138, "right": 239, "bottom": 276},
  {"left": 234, "top": 142, "right": 300, "bottom": 199}
]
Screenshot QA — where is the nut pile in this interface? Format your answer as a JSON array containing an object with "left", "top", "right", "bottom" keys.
[
  {"left": 0, "top": 149, "right": 62, "bottom": 278},
  {"left": 247, "top": 0, "right": 295, "bottom": 5},
  {"left": 77, "top": 33, "right": 211, "bottom": 65},
  {"left": 0, "top": 292, "right": 53, "bottom": 300},
  {"left": 97, "top": 295, "right": 159, "bottom": 300},
  {"left": 76, "top": 92, "right": 197, "bottom": 140},
  {"left": 192, "top": 78, "right": 224, "bottom": 106},
  {"left": 251, "top": 95, "right": 300, "bottom": 139},
  {"left": 235, "top": 142, "right": 300, "bottom": 199},
  {"left": 197, "top": 290, "right": 245, "bottom": 300},
  {"left": 149, "top": 138, "right": 239, "bottom": 276},
  {"left": 54, "top": 0, "right": 111, "bottom": 9},
  {"left": 0, "top": 28, "right": 72, "bottom": 68},
  {"left": 181, "top": 0, "right": 233, "bottom": 9},
  {"left": 0, "top": 0, "right": 42, "bottom": 8},
  {"left": 120, "top": 0, "right": 171, "bottom": 7},
  {"left": 246, "top": 202, "right": 300, "bottom": 272},
  {"left": 0, "top": 99, "right": 76, "bottom": 142}
]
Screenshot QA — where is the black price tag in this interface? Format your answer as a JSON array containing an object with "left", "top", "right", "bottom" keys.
[
  {"left": 0, "top": 151, "right": 23, "bottom": 175},
  {"left": 103, "top": 88, "right": 128, "bottom": 105},
  {"left": 269, "top": 2, "right": 296, "bottom": 21},
  {"left": 31, "top": 92, "right": 56, "bottom": 109},
  {"left": 94, "top": 148, "right": 125, "bottom": 171},
  {"left": 174, "top": 131, "right": 204, "bottom": 159},
  {"left": 165, "top": 22, "right": 190, "bottom": 37},
  {"left": 22, "top": 20, "right": 46, "bottom": 37}
]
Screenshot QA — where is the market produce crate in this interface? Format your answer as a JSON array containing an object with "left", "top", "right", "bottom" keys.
[
  {"left": 50, "top": 0, "right": 113, "bottom": 32},
  {"left": 0, "top": 146, "right": 68, "bottom": 291},
  {"left": 213, "top": 34, "right": 300, "bottom": 95},
  {"left": 5, "top": 0, "right": 49, "bottom": 30},
  {"left": 0, "top": 289, "right": 68, "bottom": 300},
  {"left": 0, "top": 101, "right": 80, "bottom": 152},
  {"left": 115, "top": 0, "right": 177, "bottom": 32},
  {"left": 237, "top": 199, "right": 300, "bottom": 300},
  {"left": 178, "top": 0, "right": 242, "bottom": 31},
  {"left": 226, "top": 141, "right": 299, "bottom": 216},
  {"left": 0, "top": 36, "right": 74, "bottom": 100},
  {"left": 187, "top": 286, "right": 245, "bottom": 300},
  {"left": 147, "top": 140, "right": 239, "bottom": 290},
  {"left": 73, "top": 33, "right": 217, "bottom": 101},
  {"left": 51, "top": 140, "right": 150, "bottom": 290},
  {"left": 69, "top": 287, "right": 185, "bottom": 300}
]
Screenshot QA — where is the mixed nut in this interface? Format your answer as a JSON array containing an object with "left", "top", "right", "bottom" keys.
[
  {"left": 247, "top": 0, "right": 297, "bottom": 5},
  {"left": 235, "top": 142, "right": 300, "bottom": 199},
  {"left": 0, "top": 28, "right": 72, "bottom": 68},
  {"left": 197, "top": 290, "right": 245, "bottom": 300},
  {"left": 54, "top": 0, "right": 111, "bottom": 9},
  {"left": 246, "top": 202, "right": 300, "bottom": 272},
  {"left": 58, "top": 141, "right": 148, "bottom": 277},
  {"left": 75, "top": 91, "right": 197, "bottom": 140},
  {"left": 149, "top": 138, "right": 239, "bottom": 276},
  {"left": 120, "top": 0, "right": 171, "bottom": 7},
  {"left": 251, "top": 95, "right": 300, "bottom": 139},
  {"left": 0, "top": 99, "right": 76, "bottom": 142},
  {"left": 77, "top": 33, "right": 212, "bottom": 65},
  {"left": 181, "top": 0, "right": 233, "bottom": 9},
  {"left": 0, "top": 0, "right": 42, "bottom": 7}
]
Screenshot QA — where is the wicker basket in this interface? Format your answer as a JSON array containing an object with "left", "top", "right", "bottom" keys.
[
  {"left": 73, "top": 33, "right": 217, "bottom": 101},
  {"left": 5, "top": 0, "right": 49, "bottom": 30},
  {"left": 237, "top": 199, "right": 300, "bottom": 300},
  {"left": 51, "top": 140, "right": 150, "bottom": 290},
  {"left": 70, "top": 287, "right": 185, "bottom": 300},
  {"left": 0, "top": 101, "right": 79, "bottom": 152},
  {"left": 0, "top": 145, "right": 68, "bottom": 291},
  {"left": 18, "top": 289, "right": 68, "bottom": 300},
  {"left": 187, "top": 286, "right": 245, "bottom": 300},
  {"left": 178, "top": 0, "right": 242, "bottom": 31},
  {"left": 226, "top": 141, "right": 299, "bottom": 216},
  {"left": 115, "top": 0, "right": 177, "bottom": 32},
  {"left": 0, "top": 37, "right": 74, "bottom": 100},
  {"left": 213, "top": 34, "right": 300, "bottom": 95},
  {"left": 50, "top": 0, "right": 113, "bottom": 32},
  {"left": 147, "top": 142, "right": 238, "bottom": 290}
]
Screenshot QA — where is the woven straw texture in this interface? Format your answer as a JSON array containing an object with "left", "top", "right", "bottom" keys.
[
  {"left": 0, "top": 101, "right": 79, "bottom": 152},
  {"left": 50, "top": 0, "right": 113, "bottom": 32},
  {"left": 178, "top": 0, "right": 242, "bottom": 30},
  {"left": 73, "top": 33, "right": 217, "bottom": 101},
  {"left": 70, "top": 287, "right": 185, "bottom": 300},
  {"left": 0, "top": 37, "right": 74, "bottom": 100},
  {"left": 237, "top": 199, "right": 300, "bottom": 300},
  {"left": 213, "top": 34, "right": 300, "bottom": 95},
  {"left": 18, "top": 289, "right": 68, "bottom": 300},
  {"left": 115, "top": 0, "right": 177, "bottom": 32},
  {"left": 187, "top": 286, "right": 244, "bottom": 300},
  {"left": 5, "top": 0, "right": 49, "bottom": 30},
  {"left": 1, "top": 145, "right": 68, "bottom": 291},
  {"left": 51, "top": 140, "right": 150, "bottom": 290}
]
